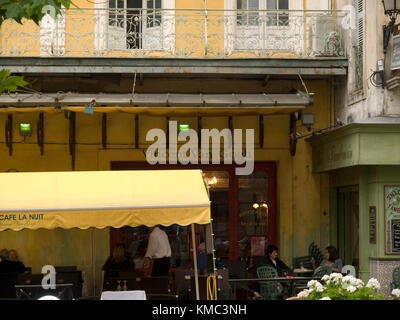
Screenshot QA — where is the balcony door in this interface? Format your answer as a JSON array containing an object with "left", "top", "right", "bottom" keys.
[
  {"left": 95, "top": 0, "right": 175, "bottom": 53},
  {"left": 225, "top": 0, "right": 298, "bottom": 55}
]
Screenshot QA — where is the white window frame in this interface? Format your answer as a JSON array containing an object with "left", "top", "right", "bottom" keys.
[
  {"left": 40, "top": 6, "right": 66, "bottom": 56},
  {"left": 95, "top": 0, "right": 175, "bottom": 53}
]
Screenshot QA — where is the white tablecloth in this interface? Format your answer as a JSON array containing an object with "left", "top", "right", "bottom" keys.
[{"left": 100, "top": 291, "right": 146, "bottom": 300}]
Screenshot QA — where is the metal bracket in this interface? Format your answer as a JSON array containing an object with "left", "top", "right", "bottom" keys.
[
  {"left": 5, "top": 114, "right": 12, "bottom": 156},
  {"left": 37, "top": 112, "right": 44, "bottom": 155},
  {"left": 259, "top": 115, "right": 264, "bottom": 149},
  {"left": 198, "top": 116, "right": 202, "bottom": 149},
  {"left": 384, "top": 17, "right": 398, "bottom": 54},
  {"left": 69, "top": 112, "right": 76, "bottom": 170},
  {"left": 166, "top": 116, "right": 170, "bottom": 150},
  {"left": 102, "top": 113, "right": 107, "bottom": 149},
  {"left": 289, "top": 112, "right": 299, "bottom": 157},
  {"left": 135, "top": 115, "right": 139, "bottom": 149}
]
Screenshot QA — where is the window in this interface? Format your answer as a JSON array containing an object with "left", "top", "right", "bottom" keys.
[
  {"left": 237, "top": 0, "right": 259, "bottom": 26},
  {"left": 237, "top": 0, "right": 289, "bottom": 27},
  {"left": 204, "top": 171, "right": 230, "bottom": 260},
  {"left": 120, "top": 225, "right": 191, "bottom": 269},
  {"left": 108, "top": 0, "right": 126, "bottom": 28},
  {"left": 354, "top": 0, "right": 364, "bottom": 91},
  {"left": 266, "top": 0, "right": 289, "bottom": 26},
  {"left": 147, "top": 0, "right": 162, "bottom": 28}
]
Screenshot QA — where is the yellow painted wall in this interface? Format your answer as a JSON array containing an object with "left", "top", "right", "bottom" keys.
[{"left": 0, "top": 79, "right": 332, "bottom": 280}]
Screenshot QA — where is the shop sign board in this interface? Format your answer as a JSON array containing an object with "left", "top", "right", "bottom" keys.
[{"left": 384, "top": 186, "right": 400, "bottom": 254}]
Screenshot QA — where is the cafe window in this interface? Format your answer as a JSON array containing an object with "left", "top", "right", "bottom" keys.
[
  {"left": 110, "top": 162, "right": 277, "bottom": 262},
  {"left": 238, "top": 171, "right": 269, "bottom": 257},
  {"left": 203, "top": 171, "right": 230, "bottom": 260},
  {"left": 119, "top": 224, "right": 191, "bottom": 269}
]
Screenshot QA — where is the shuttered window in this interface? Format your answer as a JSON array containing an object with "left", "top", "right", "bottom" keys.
[{"left": 354, "top": 0, "right": 364, "bottom": 91}]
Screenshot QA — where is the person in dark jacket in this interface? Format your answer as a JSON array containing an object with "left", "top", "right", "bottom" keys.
[
  {"left": 264, "top": 245, "right": 292, "bottom": 277},
  {"left": 0, "top": 249, "right": 27, "bottom": 273},
  {"left": 0, "top": 248, "right": 10, "bottom": 273},
  {"left": 102, "top": 243, "right": 135, "bottom": 278}
]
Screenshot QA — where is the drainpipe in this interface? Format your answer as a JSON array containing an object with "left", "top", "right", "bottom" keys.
[{"left": 204, "top": 0, "right": 208, "bottom": 56}]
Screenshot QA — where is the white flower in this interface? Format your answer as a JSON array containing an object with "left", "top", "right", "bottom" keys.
[
  {"left": 342, "top": 275, "right": 357, "bottom": 284},
  {"left": 321, "top": 275, "right": 330, "bottom": 283},
  {"left": 353, "top": 279, "right": 365, "bottom": 289},
  {"left": 319, "top": 297, "right": 331, "bottom": 300},
  {"left": 366, "top": 278, "right": 381, "bottom": 291},
  {"left": 316, "top": 284, "right": 325, "bottom": 293},
  {"left": 307, "top": 280, "right": 319, "bottom": 288},
  {"left": 346, "top": 285, "right": 357, "bottom": 293},
  {"left": 392, "top": 289, "right": 400, "bottom": 298},
  {"left": 297, "top": 289, "right": 310, "bottom": 299},
  {"left": 329, "top": 273, "right": 343, "bottom": 285},
  {"left": 307, "top": 280, "right": 325, "bottom": 293}
]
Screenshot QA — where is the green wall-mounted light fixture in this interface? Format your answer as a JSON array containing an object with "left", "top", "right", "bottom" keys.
[
  {"left": 19, "top": 122, "right": 32, "bottom": 137},
  {"left": 179, "top": 124, "right": 190, "bottom": 132}
]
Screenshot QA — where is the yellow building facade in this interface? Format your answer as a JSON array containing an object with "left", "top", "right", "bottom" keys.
[{"left": 0, "top": 0, "right": 348, "bottom": 295}]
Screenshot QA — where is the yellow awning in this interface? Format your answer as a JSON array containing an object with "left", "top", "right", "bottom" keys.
[{"left": 0, "top": 170, "right": 211, "bottom": 231}]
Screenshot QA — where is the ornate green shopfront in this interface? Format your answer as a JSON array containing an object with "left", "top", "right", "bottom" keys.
[{"left": 311, "top": 117, "right": 400, "bottom": 296}]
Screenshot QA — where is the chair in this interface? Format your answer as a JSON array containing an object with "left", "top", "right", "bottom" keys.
[
  {"left": 293, "top": 266, "right": 332, "bottom": 295},
  {"left": 342, "top": 265, "right": 356, "bottom": 277},
  {"left": 390, "top": 266, "right": 400, "bottom": 291},
  {"left": 292, "top": 256, "right": 313, "bottom": 270},
  {"left": 216, "top": 269, "right": 234, "bottom": 300},
  {"left": 256, "top": 266, "right": 281, "bottom": 300},
  {"left": 0, "top": 273, "right": 20, "bottom": 299},
  {"left": 174, "top": 269, "right": 193, "bottom": 299},
  {"left": 308, "top": 242, "right": 324, "bottom": 267},
  {"left": 313, "top": 265, "right": 333, "bottom": 278}
]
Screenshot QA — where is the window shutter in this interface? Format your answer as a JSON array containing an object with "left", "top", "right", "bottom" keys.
[{"left": 355, "top": 0, "right": 364, "bottom": 91}]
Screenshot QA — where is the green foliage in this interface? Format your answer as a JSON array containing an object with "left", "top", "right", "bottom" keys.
[
  {"left": 0, "top": 69, "right": 27, "bottom": 92},
  {"left": 0, "top": 0, "right": 71, "bottom": 25}
]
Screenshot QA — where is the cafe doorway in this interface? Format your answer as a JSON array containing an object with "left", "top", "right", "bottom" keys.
[
  {"left": 109, "top": 162, "right": 277, "bottom": 268},
  {"left": 337, "top": 186, "right": 360, "bottom": 269}
]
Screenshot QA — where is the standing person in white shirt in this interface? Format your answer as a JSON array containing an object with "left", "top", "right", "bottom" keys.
[{"left": 144, "top": 225, "right": 172, "bottom": 276}]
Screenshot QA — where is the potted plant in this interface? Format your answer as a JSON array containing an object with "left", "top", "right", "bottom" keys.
[{"left": 296, "top": 273, "right": 384, "bottom": 300}]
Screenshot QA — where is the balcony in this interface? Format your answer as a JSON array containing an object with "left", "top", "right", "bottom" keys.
[{"left": 0, "top": 8, "right": 348, "bottom": 59}]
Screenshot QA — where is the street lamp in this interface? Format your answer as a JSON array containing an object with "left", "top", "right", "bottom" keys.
[{"left": 382, "top": 0, "right": 400, "bottom": 53}]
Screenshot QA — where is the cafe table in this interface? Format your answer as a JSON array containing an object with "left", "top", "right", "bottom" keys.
[
  {"left": 228, "top": 277, "right": 321, "bottom": 299},
  {"left": 292, "top": 268, "right": 315, "bottom": 277}
]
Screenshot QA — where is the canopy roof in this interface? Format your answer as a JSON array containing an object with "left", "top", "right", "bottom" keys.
[
  {"left": 0, "top": 170, "right": 210, "bottom": 231},
  {"left": 0, "top": 92, "right": 314, "bottom": 116}
]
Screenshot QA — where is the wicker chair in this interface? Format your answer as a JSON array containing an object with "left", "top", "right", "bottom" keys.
[
  {"left": 256, "top": 266, "right": 281, "bottom": 300},
  {"left": 313, "top": 265, "right": 333, "bottom": 278}
]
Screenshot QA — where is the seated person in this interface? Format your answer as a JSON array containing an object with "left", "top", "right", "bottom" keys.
[
  {"left": 0, "top": 249, "right": 27, "bottom": 273},
  {"left": 102, "top": 243, "right": 135, "bottom": 279},
  {"left": 264, "top": 245, "right": 292, "bottom": 277},
  {"left": 0, "top": 248, "right": 10, "bottom": 273},
  {"left": 311, "top": 246, "right": 343, "bottom": 273}
]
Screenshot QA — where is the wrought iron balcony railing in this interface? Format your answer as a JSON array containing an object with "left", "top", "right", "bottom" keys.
[{"left": 0, "top": 8, "right": 349, "bottom": 58}]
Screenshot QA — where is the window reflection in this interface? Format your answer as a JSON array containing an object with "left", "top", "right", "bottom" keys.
[{"left": 119, "top": 224, "right": 190, "bottom": 269}]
